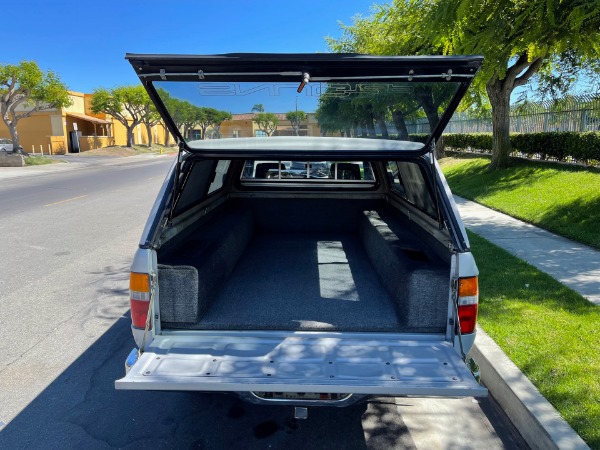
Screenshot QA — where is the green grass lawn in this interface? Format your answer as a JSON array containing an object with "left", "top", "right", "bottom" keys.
[
  {"left": 470, "top": 230, "right": 600, "bottom": 448},
  {"left": 440, "top": 155, "right": 600, "bottom": 249},
  {"left": 25, "top": 155, "right": 62, "bottom": 166}
]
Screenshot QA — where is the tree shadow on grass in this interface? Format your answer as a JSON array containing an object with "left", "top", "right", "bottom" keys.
[
  {"left": 534, "top": 196, "right": 600, "bottom": 249},
  {"left": 445, "top": 158, "right": 567, "bottom": 200},
  {"left": 447, "top": 158, "right": 600, "bottom": 249}
]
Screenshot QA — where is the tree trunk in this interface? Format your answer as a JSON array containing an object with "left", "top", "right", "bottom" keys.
[
  {"left": 145, "top": 123, "right": 153, "bottom": 147},
  {"left": 366, "top": 115, "right": 376, "bottom": 138},
  {"left": 376, "top": 117, "right": 389, "bottom": 139},
  {"left": 345, "top": 128, "right": 352, "bottom": 138},
  {"left": 1, "top": 111, "right": 22, "bottom": 152},
  {"left": 435, "top": 136, "right": 445, "bottom": 160},
  {"left": 422, "top": 102, "right": 444, "bottom": 158},
  {"left": 126, "top": 126, "right": 135, "bottom": 148},
  {"left": 7, "top": 120, "right": 22, "bottom": 152},
  {"left": 415, "top": 89, "right": 445, "bottom": 158},
  {"left": 487, "top": 79, "right": 512, "bottom": 169},
  {"left": 360, "top": 124, "right": 368, "bottom": 138},
  {"left": 392, "top": 110, "right": 409, "bottom": 140}
]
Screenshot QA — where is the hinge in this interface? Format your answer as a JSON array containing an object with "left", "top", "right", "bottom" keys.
[
  {"left": 451, "top": 277, "right": 459, "bottom": 302},
  {"left": 166, "top": 143, "right": 185, "bottom": 224},
  {"left": 450, "top": 276, "right": 467, "bottom": 361},
  {"left": 139, "top": 271, "right": 157, "bottom": 355},
  {"left": 429, "top": 139, "right": 444, "bottom": 230},
  {"left": 149, "top": 272, "right": 159, "bottom": 321}
]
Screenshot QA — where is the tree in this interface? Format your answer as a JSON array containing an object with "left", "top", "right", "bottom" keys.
[
  {"left": 254, "top": 112, "right": 279, "bottom": 136},
  {"left": 195, "top": 107, "right": 216, "bottom": 140},
  {"left": 327, "top": 2, "right": 456, "bottom": 156},
  {"left": 90, "top": 85, "right": 150, "bottom": 148},
  {"left": 429, "top": 0, "right": 600, "bottom": 168},
  {"left": 178, "top": 103, "right": 202, "bottom": 140},
  {"left": 211, "top": 110, "right": 232, "bottom": 138},
  {"left": 139, "top": 100, "right": 162, "bottom": 147},
  {"left": 160, "top": 93, "right": 194, "bottom": 139},
  {"left": 315, "top": 95, "right": 354, "bottom": 136},
  {"left": 251, "top": 104, "right": 264, "bottom": 113},
  {"left": 0, "top": 61, "right": 72, "bottom": 152},
  {"left": 156, "top": 88, "right": 177, "bottom": 145},
  {"left": 285, "top": 110, "right": 307, "bottom": 135}
]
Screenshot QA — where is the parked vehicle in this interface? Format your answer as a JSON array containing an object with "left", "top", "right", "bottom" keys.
[
  {"left": 0, "top": 138, "right": 14, "bottom": 152},
  {"left": 116, "top": 53, "right": 487, "bottom": 409}
]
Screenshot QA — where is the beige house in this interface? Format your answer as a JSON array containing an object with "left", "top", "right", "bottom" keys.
[
  {"left": 0, "top": 91, "right": 170, "bottom": 154},
  {"left": 217, "top": 113, "right": 321, "bottom": 139},
  {"left": 0, "top": 93, "right": 326, "bottom": 154}
]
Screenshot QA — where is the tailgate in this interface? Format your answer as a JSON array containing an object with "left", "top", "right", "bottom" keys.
[{"left": 116, "top": 331, "right": 487, "bottom": 397}]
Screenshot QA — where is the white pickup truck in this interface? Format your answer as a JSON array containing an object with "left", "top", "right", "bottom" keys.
[{"left": 116, "top": 53, "right": 487, "bottom": 409}]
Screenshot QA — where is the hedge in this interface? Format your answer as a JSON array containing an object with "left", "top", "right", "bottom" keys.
[{"left": 416, "top": 132, "right": 600, "bottom": 163}]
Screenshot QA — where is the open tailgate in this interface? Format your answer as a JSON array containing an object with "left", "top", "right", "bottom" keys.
[{"left": 116, "top": 332, "right": 486, "bottom": 397}]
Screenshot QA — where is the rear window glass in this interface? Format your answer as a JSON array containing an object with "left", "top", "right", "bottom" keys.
[
  {"left": 241, "top": 160, "right": 374, "bottom": 184},
  {"left": 154, "top": 81, "right": 461, "bottom": 147}
]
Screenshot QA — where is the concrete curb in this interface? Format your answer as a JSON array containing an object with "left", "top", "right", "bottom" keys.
[{"left": 470, "top": 329, "right": 590, "bottom": 450}]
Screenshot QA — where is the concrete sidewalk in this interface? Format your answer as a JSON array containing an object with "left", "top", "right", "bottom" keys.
[{"left": 455, "top": 196, "right": 600, "bottom": 305}]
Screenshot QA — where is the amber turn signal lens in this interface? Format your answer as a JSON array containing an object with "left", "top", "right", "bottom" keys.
[
  {"left": 458, "top": 277, "right": 478, "bottom": 297},
  {"left": 130, "top": 272, "right": 150, "bottom": 293}
]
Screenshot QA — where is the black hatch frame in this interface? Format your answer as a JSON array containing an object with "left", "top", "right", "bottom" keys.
[{"left": 125, "top": 53, "right": 483, "bottom": 158}]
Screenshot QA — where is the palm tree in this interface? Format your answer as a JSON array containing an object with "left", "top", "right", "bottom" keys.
[{"left": 251, "top": 104, "right": 265, "bottom": 113}]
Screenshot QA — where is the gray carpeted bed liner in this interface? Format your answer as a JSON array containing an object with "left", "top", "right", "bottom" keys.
[
  {"left": 195, "top": 232, "right": 402, "bottom": 331},
  {"left": 360, "top": 211, "right": 450, "bottom": 331}
]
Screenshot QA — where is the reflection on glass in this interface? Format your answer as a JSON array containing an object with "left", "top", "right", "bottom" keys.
[
  {"left": 241, "top": 160, "right": 374, "bottom": 181},
  {"left": 154, "top": 81, "right": 460, "bottom": 143}
]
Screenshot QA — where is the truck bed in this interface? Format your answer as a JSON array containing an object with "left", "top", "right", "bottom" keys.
[
  {"left": 157, "top": 199, "right": 451, "bottom": 334},
  {"left": 200, "top": 232, "right": 400, "bottom": 331}
]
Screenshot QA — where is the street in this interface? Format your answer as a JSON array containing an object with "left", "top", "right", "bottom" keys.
[{"left": 0, "top": 157, "right": 526, "bottom": 449}]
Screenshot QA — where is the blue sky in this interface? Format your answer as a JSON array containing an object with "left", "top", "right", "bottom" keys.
[{"left": 4, "top": 0, "right": 379, "bottom": 93}]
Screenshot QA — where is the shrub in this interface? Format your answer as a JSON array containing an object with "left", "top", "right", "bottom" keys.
[
  {"left": 409, "top": 134, "right": 429, "bottom": 144},
  {"left": 445, "top": 133, "right": 493, "bottom": 152},
  {"left": 442, "top": 131, "right": 600, "bottom": 164}
]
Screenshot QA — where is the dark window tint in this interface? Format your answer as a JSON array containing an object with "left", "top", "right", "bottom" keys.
[
  {"left": 208, "top": 160, "right": 231, "bottom": 194},
  {"left": 386, "top": 161, "right": 407, "bottom": 199},
  {"left": 173, "top": 160, "right": 216, "bottom": 215},
  {"left": 388, "top": 161, "right": 436, "bottom": 217}
]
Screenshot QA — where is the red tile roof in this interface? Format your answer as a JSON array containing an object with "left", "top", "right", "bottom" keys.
[{"left": 230, "top": 113, "right": 312, "bottom": 121}]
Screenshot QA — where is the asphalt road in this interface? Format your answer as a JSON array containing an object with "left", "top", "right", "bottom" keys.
[{"left": 0, "top": 157, "right": 527, "bottom": 449}]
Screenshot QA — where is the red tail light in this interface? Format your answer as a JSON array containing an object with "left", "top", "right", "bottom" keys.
[
  {"left": 130, "top": 272, "right": 151, "bottom": 329},
  {"left": 457, "top": 277, "right": 478, "bottom": 334}
]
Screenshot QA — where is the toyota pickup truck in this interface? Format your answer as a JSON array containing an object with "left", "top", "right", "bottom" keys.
[{"left": 116, "top": 53, "right": 487, "bottom": 407}]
